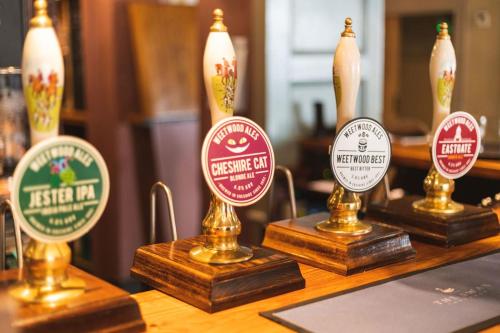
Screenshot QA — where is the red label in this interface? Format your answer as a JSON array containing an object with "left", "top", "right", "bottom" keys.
[
  {"left": 432, "top": 111, "right": 481, "bottom": 179},
  {"left": 202, "top": 117, "right": 275, "bottom": 206}
]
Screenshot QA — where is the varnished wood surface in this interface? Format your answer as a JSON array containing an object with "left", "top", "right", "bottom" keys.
[
  {"left": 133, "top": 235, "right": 500, "bottom": 332},
  {"left": 131, "top": 236, "right": 304, "bottom": 313},
  {"left": 369, "top": 196, "right": 500, "bottom": 247},
  {"left": 263, "top": 213, "right": 415, "bottom": 275},
  {"left": 1, "top": 266, "right": 145, "bottom": 333}
]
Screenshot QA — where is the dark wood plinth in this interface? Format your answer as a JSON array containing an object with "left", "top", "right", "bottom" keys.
[
  {"left": 130, "top": 236, "right": 305, "bottom": 313},
  {"left": 262, "top": 212, "right": 416, "bottom": 275},
  {"left": 368, "top": 196, "right": 500, "bottom": 247},
  {"left": 0, "top": 266, "right": 145, "bottom": 333}
]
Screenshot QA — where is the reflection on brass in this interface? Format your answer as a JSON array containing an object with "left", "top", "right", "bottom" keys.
[
  {"left": 9, "top": 240, "right": 85, "bottom": 305},
  {"left": 413, "top": 165, "right": 464, "bottom": 214},
  {"left": 437, "top": 22, "right": 450, "bottom": 40},
  {"left": 210, "top": 8, "right": 228, "bottom": 33},
  {"left": 30, "top": 0, "right": 52, "bottom": 28},
  {"left": 189, "top": 194, "right": 252, "bottom": 264},
  {"left": 341, "top": 17, "right": 356, "bottom": 38},
  {"left": 316, "top": 181, "right": 372, "bottom": 235}
]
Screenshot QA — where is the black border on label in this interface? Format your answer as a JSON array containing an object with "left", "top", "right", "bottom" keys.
[
  {"left": 260, "top": 249, "right": 500, "bottom": 333},
  {"left": 330, "top": 117, "right": 392, "bottom": 193}
]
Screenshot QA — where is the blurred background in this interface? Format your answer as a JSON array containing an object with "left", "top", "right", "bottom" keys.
[{"left": 0, "top": 0, "right": 498, "bottom": 290}]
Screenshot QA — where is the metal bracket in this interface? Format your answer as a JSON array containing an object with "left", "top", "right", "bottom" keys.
[
  {"left": 268, "top": 165, "right": 297, "bottom": 220},
  {"left": 149, "top": 181, "right": 178, "bottom": 244},
  {"left": 360, "top": 175, "right": 391, "bottom": 215},
  {"left": 481, "top": 193, "right": 500, "bottom": 208},
  {"left": 1, "top": 200, "right": 23, "bottom": 270},
  {"left": 383, "top": 174, "right": 391, "bottom": 201}
]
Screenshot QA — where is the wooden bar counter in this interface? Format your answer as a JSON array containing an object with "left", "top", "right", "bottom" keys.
[{"left": 132, "top": 233, "right": 500, "bottom": 332}]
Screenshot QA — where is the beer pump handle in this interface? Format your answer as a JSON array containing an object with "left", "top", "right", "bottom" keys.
[
  {"left": 203, "top": 9, "right": 238, "bottom": 126},
  {"left": 22, "top": 0, "right": 64, "bottom": 145},
  {"left": 333, "top": 18, "right": 360, "bottom": 132},
  {"left": 429, "top": 22, "right": 456, "bottom": 137}
]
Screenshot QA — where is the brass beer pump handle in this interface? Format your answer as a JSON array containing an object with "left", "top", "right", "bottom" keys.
[
  {"left": 189, "top": 9, "right": 253, "bottom": 264},
  {"left": 316, "top": 17, "right": 371, "bottom": 235},
  {"left": 150, "top": 181, "right": 178, "bottom": 244},
  {"left": 268, "top": 166, "right": 297, "bottom": 220},
  {"left": 8, "top": 0, "right": 87, "bottom": 306},
  {"left": 412, "top": 22, "right": 462, "bottom": 215},
  {"left": 0, "top": 200, "right": 23, "bottom": 270},
  {"left": 412, "top": 166, "right": 463, "bottom": 214}
]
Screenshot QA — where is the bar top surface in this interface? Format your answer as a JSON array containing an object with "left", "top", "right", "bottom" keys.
[{"left": 132, "top": 233, "right": 500, "bottom": 332}]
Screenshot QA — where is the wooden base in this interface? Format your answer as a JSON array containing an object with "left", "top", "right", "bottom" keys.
[
  {"left": 130, "top": 236, "right": 305, "bottom": 313},
  {"left": 0, "top": 266, "right": 145, "bottom": 333},
  {"left": 368, "top": 196, "right": 500, "bottom": 247},
  {"left": 262, "top": 213, "right": 416, "bottom": 275}
]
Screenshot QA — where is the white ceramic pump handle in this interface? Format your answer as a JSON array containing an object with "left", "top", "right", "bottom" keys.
[
  {"left": 22, "top": 0, "right": 64, "bottom": 145},
  {"left": 429, "top": 22, "right": 456, "bottom": 137},
  {"left": 333, "top": 17, "right": 361, "bottom": 132},
  {"left": 203, "top": 9, "right": 238, "bottom": 126}
]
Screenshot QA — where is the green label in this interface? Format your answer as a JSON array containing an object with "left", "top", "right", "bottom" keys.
[{"left": 11, "top": 136, "right": 109, "bottom": 243}]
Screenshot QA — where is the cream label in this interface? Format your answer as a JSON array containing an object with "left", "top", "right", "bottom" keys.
[
  {"left": 331, "top": 118, "right": 391, "bottom": 192},
  {"left": 202, "top": 116, "right": 274, "bottom": 206}
]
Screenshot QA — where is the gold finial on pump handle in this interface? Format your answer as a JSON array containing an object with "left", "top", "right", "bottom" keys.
[
  {"left": 10, "top": 0, "right": 83, "bottom": 307},
  {"left": 413, "top": 20, "right": 461, "bottom": 215},
  {"left": 341, "top": 17, "right": 356, "bottom": 38},
  {"left": 30, "top": 0, "right": 52, "bottom": 28},
  {"left": 210, "top": 8, "right": 228, "bottom": 32},
  {"left": 438, "top": 22, "right": 450, "bottom": 40}
]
